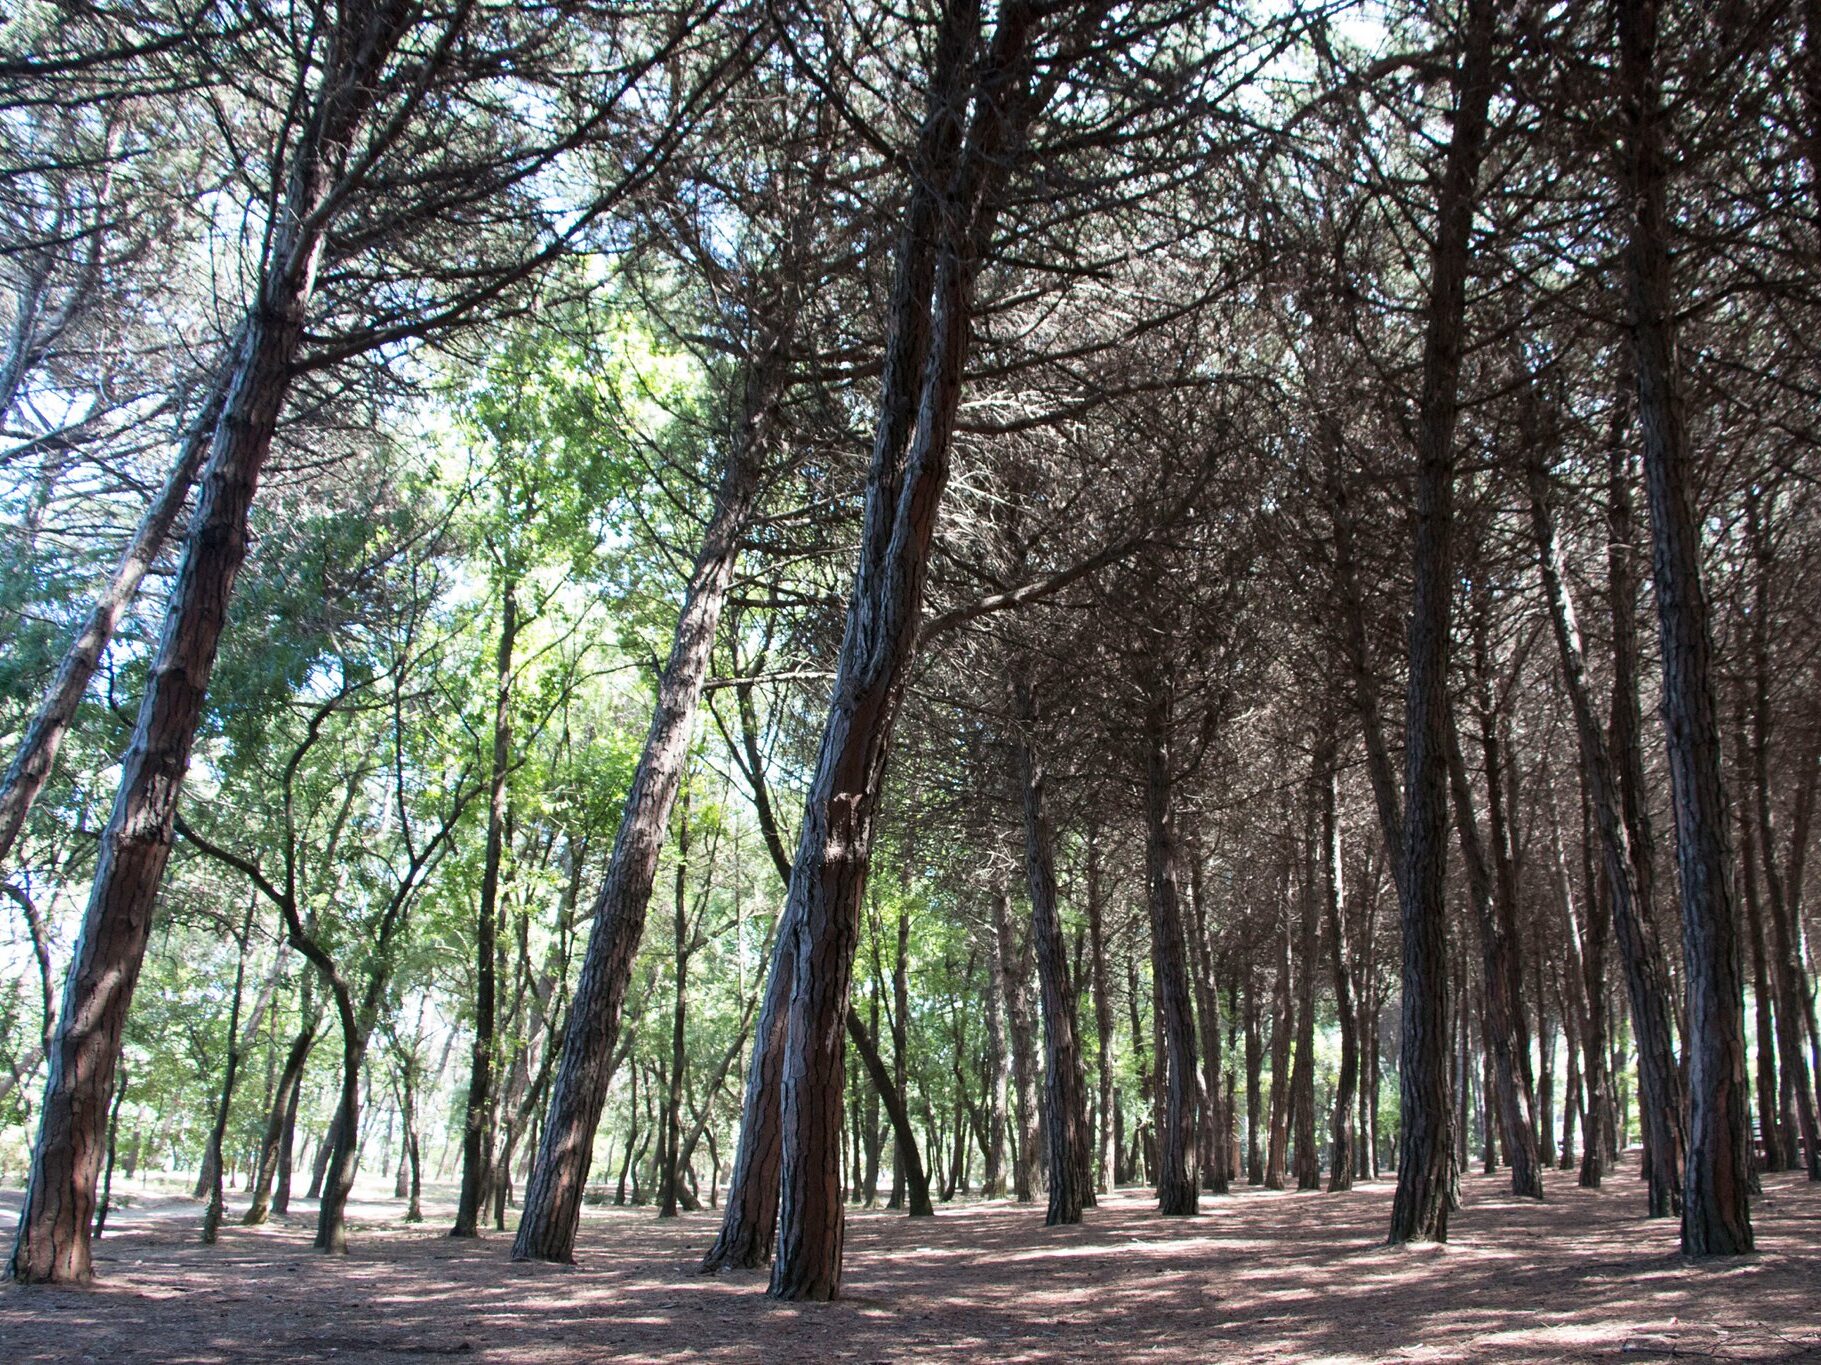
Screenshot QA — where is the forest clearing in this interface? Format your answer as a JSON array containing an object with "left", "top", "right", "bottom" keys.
[
  {"left": 3, "top": 1169, "right": 1818, "bottom": 1363},
  {"left": 6, "top": 0, "right": 1821, "bottom": 1360}
]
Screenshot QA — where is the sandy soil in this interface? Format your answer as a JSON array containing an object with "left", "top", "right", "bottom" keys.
[{"left": 0, "top": 1166, "right": 1817, "bottom": 1363}]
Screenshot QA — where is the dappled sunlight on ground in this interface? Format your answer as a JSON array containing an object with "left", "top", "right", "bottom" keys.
[{"left": 0, "top": 1168, "right": 1817, "bottom": 1361}]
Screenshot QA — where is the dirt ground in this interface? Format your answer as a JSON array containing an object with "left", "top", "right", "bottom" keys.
[{"left": 0, "top": 1165, "right": 1817, "bottom": 1363}]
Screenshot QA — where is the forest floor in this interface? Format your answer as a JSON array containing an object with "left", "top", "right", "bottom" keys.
[{"left": 0, "top": 1165, "right": 1818, "bottom": 1363}]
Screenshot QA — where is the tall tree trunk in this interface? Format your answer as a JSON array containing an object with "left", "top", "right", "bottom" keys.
[
  {"left": 202, "top": 901, "right": 257, "bottom": 1244},
  {"left": 1617, "top": 0, "right": 1753, "bottom": 1254},
  {"left": 1289, "top": 817, "right": 1320, "bottom": 1192},
  {"left": 245, "top": 1013, "right": 318, "bottom": 1225},
  {"left": 1529, "top": 459, "right": 1683, "bottom": 1212},
  {"left": 1086, "top": 829, "right": 1117, "bottom": 1194},
  {"left": 455, "top": 583, "right": 517, "bottom": 1237},
  {"left": 1143, "top": 678, "right": 1201, "bottom": 1217},
  {"left": 1265, "top": 901, "right": 1292, "bottom": 1191},
  {"left": 1319, "top": 732, "right": 1358, "bottom": 1192},
  {"left": 5, "top": 5, "right": 412, "bottom": 1281},
  {"left": 1443, "top": 707, "right": 1543, "bottom": 1199},
  {"left": 1744, "top": 494, "right": 1821, "bottom": 1180},
  {"left": 512, "top": 394, "right": 767, "bottom": 1264},
  {"left": 1388, "top": 0, "right": 1497, "bottom": 1247},
  {"left": 1245, "top": 957, "right": 1264, "bottom": 1185},
  {"left": 1014, "top": 678, "right": 1092, "bottom": 1224},
  {"left": 994, "top": 876, "right": 1041, "bottom": 1202}
]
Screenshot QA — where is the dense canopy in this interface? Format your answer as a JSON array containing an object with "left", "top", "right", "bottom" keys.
[{"left": 1, "top": 0, "right": 1819, "bottom": 1353}]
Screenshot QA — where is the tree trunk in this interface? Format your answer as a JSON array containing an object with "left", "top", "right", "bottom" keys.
[
  {"left": 454, "top": 584, "right": 518, "bottom": 1236},
  {"left": 1743, "top": 495, "right": 1821, "bottom": 1179},
  {"left": 993, "top": 877, "right": 1040, "bottom": 1203},
  {"left": 202, "top": 902, "right": 257, "bottom": 1244},
  {"left": 512, "top": 390, "right": 766, "bottom": 1264},
  {"left": 1290, "top": 814, "right": 1320, "bottom": 1193},
  {"left": 1087, "top": 829, "right": 1117, "bottom": 1194},
  {"left": 1529, "top": 457, "right": 1683, "bottom": 1212},
  {"left": 1387, "top": 0, "right": 1496, "bottom": 1249},
  {"left": 0, "top": 370, "right": 225, "bottom": 874},
  {"left": 1143, "top": 678, "right": 1201, "bottom": 1217},
  {"left": 1616, "top": 0, "right": 1754, "bottom": 1255},
  {"left": 845, "top": 1007, "right": 933, "bottom": 1216},
  {"left": 1319, "top": 733, "right": 1358, "bottom": 1192},
  {"left": 6, "top": 6, "right": 410, "bottom": 1280},
  {"left": 246, "top": 1014, "right": 316, "bottom": 1225},
  {"left": 1265, "top": 905, "right": 1292, "bottom": 1192},
  {"left": 1443, "top": 706, "right": 1543, "bottom": 1199},
  {"left": 1014, "top": 678, "right": 1092, "bottom": 1224}
]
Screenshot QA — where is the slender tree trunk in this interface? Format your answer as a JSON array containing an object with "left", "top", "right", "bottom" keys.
[
  {"left": 1086, "top": 829, "right": 1117, "bottom": 1194},
  {"left": 1014, "top": 679, "right": 1092, "bottom": 1223},
  {"left": 1529, "top": 460, "right": 1683, "bottom": 1211},
  {"left": 0, "top": 369, "right": 226, "bottom": 874},
  {"left": 994, "top": 876, "right": 1041, "bottom": 1202},
  {"left": 1290, "top": 817, "right": 1320, "bottom": 1192},
  {"left": 6, "top": 6, "right": 411, "bottom": 1280},
  {"left": 1387, "top": 0, "right": 1496, "bottom": 1248},
  {"left": 1265, "top": 901, "right": 1292, "bottom": 1191},
  {"left": 1443, "top": 706, "right": 1543, "bottom": 1199},
  {"left": 246, "top": 1013, "right": 315, "bottom": 1225},
  {"left": 1319, "top": 733, "right": 1358, "bottom": 1192},
  {"left": 983, "top": 912, "right": 1011, "bottom": 1197},
  {"left": 1744, "top": 497, "right": 1821, "bottom": 1179},
  {"left": 202, "top": 902, "right": 257, "bottom": 1244},
  {"left": 513, "top": 394, "right": 767, "bottom": 1264},
  {"left": 314, "top": 1020, "right": 368, "bottom": 1255},
  {"left": 1245, "top": 960, "right": 1264, "bottom": 1185},
  {"left": 1615, "top": 0, "right": 1752, "bottom": 1254},
  {"left": 845, "top": 1007, "right": 933, "bottom": 1215},
  {"left": 454, "top": 585, "right": 517, "bottom": 1236},
  {"left": 1143, "top": 678, "right": 1201, "bottom": 1216}
]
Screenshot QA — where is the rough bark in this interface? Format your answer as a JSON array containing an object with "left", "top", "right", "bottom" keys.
[
  {"left": 1014, "top": 677, "right": 1092, "bottom": 1223},
  {"left": 1388, "top": 0, "right": 1496, "bottom": 1248},
  {"left": 6, "top": 2, "right": 416, "bottom": 1284},
  {"left": 512, "top": 399, "right": 765, "bottom": 1264},
  {"left": 1143, "top": 679, "right": 1201, "bottom": 1216},
  {"left": 1616, "top": 0, "right": 1753, "bottom": 1254}
]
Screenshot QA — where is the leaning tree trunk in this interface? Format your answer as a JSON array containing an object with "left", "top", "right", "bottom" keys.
[
  {"left": 313, "top": 1030, "right": 366, "bottom": 1254},
  {"left": 1617, "top": 0, "right": 1753, "bottom": 1256},
  {"left": 1444, "top": 708, "right": 1544, "bottom": 1199},
  {"left": 4, "top": 5, "right": 410, "bottom": 1282},
  {"left": 0, "top": 368, "right": 226, "bottom": 876},
  {"left": 1013, "top": 677, "right": 1092, "bottom": 1224},
  {"left": 765, "top": 3, "right": 1041, "bottom": 1300},
  {"left": 1388, "top": 0, "right": 1497, "bottom": 1249},
  {"left": 512, "top": 406, "right": 765, "bottom": 1265},
  {"left": 701, "top": 916, "right": 796, "bottom": 1271},
  {"left": 1529, "top": 459, "right": 1684, "bottom": 1212},
  {"left": 6, "top": 296, "right": 305, "bottom": 1286},
  {"left": 245, "top": 1014, "right": 318, "bottom": 1225}
]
